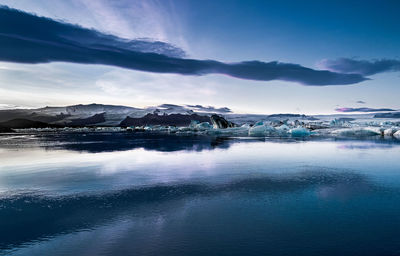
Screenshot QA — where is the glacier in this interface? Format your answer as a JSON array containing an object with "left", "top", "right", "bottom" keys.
[
  {"left": 12, "top": 116, "right": 400, "bottom": 141},
  {"left": 119, "top": 117, "right": 400, "bottom": 140},
  {"left": 3, "top": 103, "right": 400, "bottom": 140}
]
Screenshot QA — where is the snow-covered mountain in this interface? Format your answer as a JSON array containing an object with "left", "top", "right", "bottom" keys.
[
  {"left": 1, "top": 103, "right": 399, "bottom": 127},
  {"left": 0, "top": 103, "right": 231, "bottom": 126}
]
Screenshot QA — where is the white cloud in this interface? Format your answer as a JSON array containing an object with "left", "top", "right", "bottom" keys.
[{"left": 95, "top": 69, "right": 218, "bottom": 105}]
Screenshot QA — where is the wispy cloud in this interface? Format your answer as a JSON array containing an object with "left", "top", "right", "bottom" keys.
[
  {"left": 356, "top": 100, "right": 366, "bottom": 104},
  {"left": 0, "top": 103, "right": 31, "bottom": 110},
  {"left": 78, "top": 0, "right": 186, "bottom": 48},
  {"left": 155, "top": 103, "right": 231, "bottom": 114},
  {"left": 186, "top": 104, "right": 232, "bottom": 113},
  {"left": 335, "top": 107, "right": 397, "bottom": 113},
  {"left": 319, "top": 58, "right": 400, "bottom": 76},
  {"left": 0, "top": 6, "right": 368, "bottom": 86}
]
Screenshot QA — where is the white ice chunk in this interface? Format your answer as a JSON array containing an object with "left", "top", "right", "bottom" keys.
[
  {"left": 394, "top": 130, "right": 400, "bottom": 139},
  {"left": 248, "top": 125, "right": 268, "bottom": 136},
  {"left": 276, "top": 124, "right": 290, "bottom": 135},
  {"left": 384, "top": 128, "right": 397, "bottom": 136},
  {"left": 332, "top": 127, "right": 382, "bottom": 137},
  {"left": 209, "top": 126, "right": 249, "bottom": 136},
  {"left": 248, "top": 122, "right": 275, "bottom": 137}
]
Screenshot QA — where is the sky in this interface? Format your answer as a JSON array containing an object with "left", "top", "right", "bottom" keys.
[{"left": 0, "top": 0, "right": 399, "bottom": 114}]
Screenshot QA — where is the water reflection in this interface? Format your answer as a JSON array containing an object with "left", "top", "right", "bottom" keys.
[
  {"left": 2, "top": 132, "right": 399, "bottom": 153},
  {"left": 0, "top": 170, "right": 375, "bottom": 252},
  {"left": 40, "top": 133, "right": 400, "bottom": 153},
  {"left": 1, "top": 134, "right": 400, "bottom": 256},
  {"left": 0, "top": 133, "right": 235, "bottom": 152}
]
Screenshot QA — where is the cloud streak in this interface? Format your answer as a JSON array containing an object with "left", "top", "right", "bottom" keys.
[
  {"left": 0, "top": 6, "right": 368, "bottom": 86},
  {"left": 320, "top": 58, "right": 400, "bottom": 76},
  {"left": 335, "top": 107, "right": 397, "bottom": 113},
  {"left": 155, "top": 104, "right": 231, "bottom": 114},
  {"left": 186, "top": 104, "right": 232, "bottom": 113}
]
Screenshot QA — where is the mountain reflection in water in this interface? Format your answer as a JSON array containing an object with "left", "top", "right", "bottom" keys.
[{"left": 1, "top": 133, "right": 400, "bottom": 256}]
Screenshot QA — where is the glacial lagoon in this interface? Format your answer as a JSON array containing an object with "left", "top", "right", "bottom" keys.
[{"left": 1, "top": 133, "right": 400, "bottom": 256}]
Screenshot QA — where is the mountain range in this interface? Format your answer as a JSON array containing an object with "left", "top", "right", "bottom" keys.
[
  {"left": 0, "top": 103, "right": 398, "bottom": 129},
  {"left": 0, "top": 103, "right": 229, "bottom": 128}
]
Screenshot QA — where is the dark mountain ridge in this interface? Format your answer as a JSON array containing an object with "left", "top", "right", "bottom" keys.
[
  {"left": 0, "top": 118, "right": 61, "bottom": 129},
  {"left": 374, "top": 112, "right": 400, "bottom": 118},
  {"left": 69, "top": 113, "right": 106, "bottom": 126},
  {"left": 120, "top": 113, "right": 210, "bottom": 127}
]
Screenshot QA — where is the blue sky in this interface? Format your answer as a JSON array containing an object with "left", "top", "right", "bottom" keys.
[{"left": 0, "top": 0, "right": 399, "bottom": 114}]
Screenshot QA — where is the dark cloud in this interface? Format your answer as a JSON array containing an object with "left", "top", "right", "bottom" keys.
[
  {"left": 186, "top": 104, "right": 232, "bottom": 113},
  {"left": 335, "top": 107, "right": 397, "bottom": 113},
  {"left": 0, "top": 6, "right": 368, "bottom": 86},
  {"left": 320, "top": 58, "right": 400, "bottom": 76},
  {"left": 356, "top": 100, "right": 366, "bottom": 104}
]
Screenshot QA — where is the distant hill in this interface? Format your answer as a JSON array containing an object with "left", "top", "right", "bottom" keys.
[
  {"left": 0, "top": 126, "right": 14, "bottom": 133},
  {"left": 0, "top": 103, "right": 223, "bottom": 126},
  {"left": 69, "top": 113, "right": 106, "bottom": 126},
  {"left": 3, "top": 103, "right": 378, "bottom": 127},
  {"left": 0, "top": 118, "right": 61, "bottom": 129},
  {"left": 336, "top": 117, "right": 356, "bottom": 122},
  {"left": 120, "top": 113, "right": 210, "bottom": 127},
  {"left": 374, "top": 112, "right": 400, "bottom": 118},
  {"left": 267, "top": 114, "right": 319, "bottom": 120}
]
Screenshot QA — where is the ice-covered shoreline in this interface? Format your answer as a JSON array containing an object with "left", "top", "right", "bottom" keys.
[{"left": 7, "top": 118, "right": 400, "bottom": 140}]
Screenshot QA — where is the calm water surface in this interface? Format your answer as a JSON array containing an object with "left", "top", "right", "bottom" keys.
[{"left": 0, "top": 133, "right": 400, "bottom": 256}]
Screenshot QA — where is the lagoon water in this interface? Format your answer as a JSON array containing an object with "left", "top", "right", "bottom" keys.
[{"left": 1, "top": 133, "right": 400, "bottom": 256}]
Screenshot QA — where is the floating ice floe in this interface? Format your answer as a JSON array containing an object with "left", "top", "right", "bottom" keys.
[
  {"left": 10, "top": 114, "right": 400, "bottom": 141},
  {"left": 246, "top": 122, "right": 311, "bottom": 137},
  {"left": 331, "top": 127, "right": 383, "bottom": 137},
  {"left": 248, "top": 122, "right": 275, "bottom": 136},
  {"left": 289, "top": 127, "right": 311, "bottom": 137},
  {"left": 383, "top": 127, "right": 398, "bottom": 136},
  {"left": 276, "top": 124, "right": 290, "bottom": 135}
]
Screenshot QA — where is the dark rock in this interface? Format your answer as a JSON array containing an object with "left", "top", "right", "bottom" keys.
[{"left": 210, "top": 114, "right": 236, "bottom": 129}]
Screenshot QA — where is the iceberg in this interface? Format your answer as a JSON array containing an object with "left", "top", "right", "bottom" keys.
[
  {"left": 196, "top": 122, "right": 213, "bottom": 131},
  {"left": 289, "top": 127, "right": 311, "bottom": 137},
  {"left": 247, "top": 123, "right": 311, "bottom": 137},
  {"left": 332, "top": 127, "right": 382, "bottom": 137},
  {"left": 384, "top": 128, "right": 398, "bottom": 136},
  {"left": 248, "top": 122, "right": 276, "bottom": 137},
  {"left": 276, "top": 124, "right": 290, "bottom": 135},
  {"left": 9, "top": 107, "right": 400, "bottom": 141},
  {"left": 207, "top": 126, "right": 248, "bottom": 136},
  {"left": 330, "top": 118, "right": 353, "bottom": 127},
  {"left": 168, "top": 126, "right": 178, "bottom": 133},
  {"left": 189, "top": 120, "right": 200, "bottom": 129}
]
